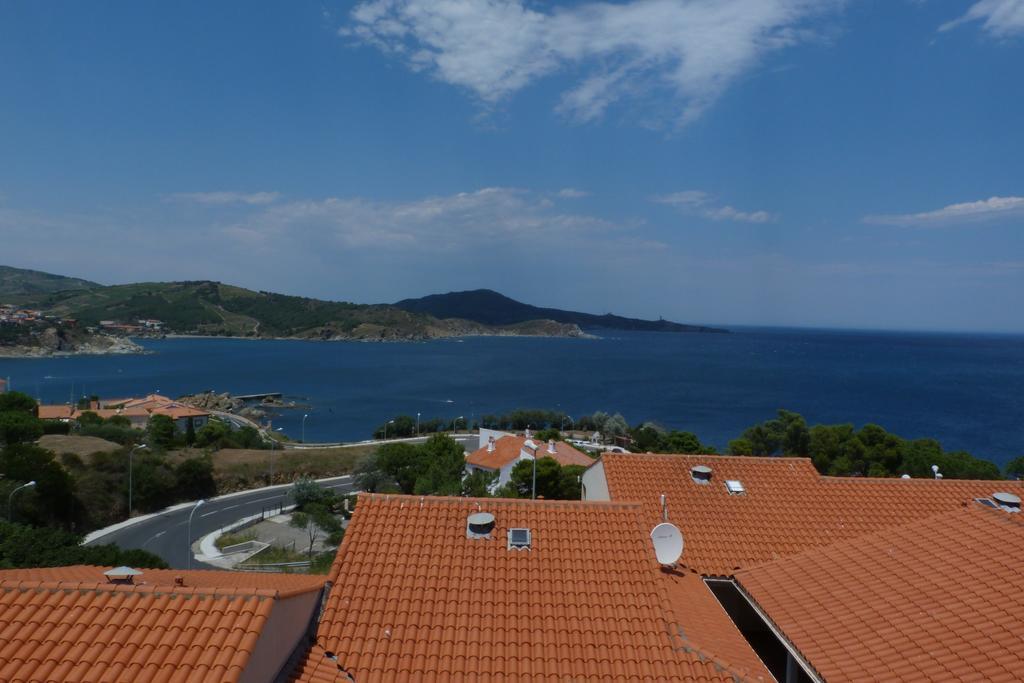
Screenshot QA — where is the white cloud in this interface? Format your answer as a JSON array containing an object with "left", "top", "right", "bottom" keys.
[
  {"left": 655, "top": 190, "right": 774, "bottom": 223},
  {"left": 864, "top": 196, "right": 1024, "bottom": 226},
  {"left": 342, "top": 0, "right": 844, "bottom": 126},
  {"left": 224, "top": 187, "right": 643, "bottom": 251},
  {"left": 939, "top": 0, "right": 1024, "bottom": 37},
  {"left": 557, "top": 188, "right": 590, "bottom": 199},
  {"left": 169, "top": 191, "right": 281, "bottom": 206}
]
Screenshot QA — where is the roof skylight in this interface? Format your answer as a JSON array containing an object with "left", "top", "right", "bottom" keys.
[{"left": 725, "top": 480, "right": 746, "bottom": 495}]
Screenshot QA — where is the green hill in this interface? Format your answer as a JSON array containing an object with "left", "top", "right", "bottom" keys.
[
  {"left": 394, "top": 289, "right": 727, "bottom": 333},
  {"left": 4, "top": 270, "right": 584, "bottom": 341},
  {"left": 0, "top": 265, "right": 98, "bottom": 303}
]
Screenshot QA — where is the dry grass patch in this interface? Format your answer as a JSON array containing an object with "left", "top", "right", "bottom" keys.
[
  {"left": 212, "top": 445, "right": 376, "bottom": 492},
  {"left": 38, "top": 435, "right": 122, "bottom": 461}
]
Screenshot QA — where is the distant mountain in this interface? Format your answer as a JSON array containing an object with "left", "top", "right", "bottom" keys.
[
  {"left": 394, "top": 289, "right": 727, "bottom": 333},
  {"left": 0, "top": 265, "right": 98, "bottom": 303},
  {"left": 1, "top": 267, "right": 586, "bottom": 342}
]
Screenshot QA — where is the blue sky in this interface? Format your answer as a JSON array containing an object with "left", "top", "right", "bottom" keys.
[{"left": 0, "top": 1, "right": 1022, "bottom": 332}]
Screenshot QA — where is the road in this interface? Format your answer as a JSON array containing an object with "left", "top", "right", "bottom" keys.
[
  {"left": 86, "top": 476, "right": 357, "bottom": 569},
  {"left": 209, "top": 409, "right": 478, "bottom": 451}
]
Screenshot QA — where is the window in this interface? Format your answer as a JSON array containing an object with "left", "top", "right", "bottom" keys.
[
  {"left": 508, "top": 528, "right": 532, "bottom": 550},
  {"left": 725, "top": 480, "right": 746, "bottom": 495}
]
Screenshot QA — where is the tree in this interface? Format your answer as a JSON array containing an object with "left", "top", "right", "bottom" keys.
[
  {"left": 534, "top": 428, "right": 562, "bottom": 442},
  {"left": 0, "top": 412, "right": 44, "bottom": 445},
  {"left": 1006, "top": 456, "right": 1024, "bottom": 480},
  {"left": 0, "top": 444, "right": 78, "bottom": 526},
  {"left": 509, "top": 458, "right": 581, "bottom": 500},
  {"left": 175, "top": 456, "right": 216, "bottom": 500},
  {"left": 195, "top": 419, "right": 230, "bottom": 448},
  {"left": 376, "top": 442, "right": 424, "bottom": 494},
  {"left": 146, "top": 414, "right": 176, "bottom": 450},
  {"left": 0, "top": 519, "right": 167, "bottom": 569},
  {"left": 353, "top": 453, "right": 390, "bottom": 493},
  {"left": 0, "top": 391, "right": 37, "bottom": 416},
  {"left": 292, "top": 505, "right": 323, "bottom": 557},
  {"left": 415, "top": 434, "right": 466, "bottom": 496},
  {"left": 76, "top": 411, "right": 104, "bottom": 428},
  {"left": 292, "top": 476, "right": 334, "bottom": 508},
  {"left": 462, "top": 469, "right": 497, "bottom": 498},
  {"left": 185, "top": 418, "right": 197, "bottom": 446}
]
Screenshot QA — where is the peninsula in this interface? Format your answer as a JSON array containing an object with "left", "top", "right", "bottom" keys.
[{"left": 0, "top": 265, "right": 724, "bottom": 355}]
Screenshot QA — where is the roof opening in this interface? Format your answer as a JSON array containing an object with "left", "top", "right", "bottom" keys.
[
  {"left": 725, "top": 480, "right": 746, "bottom": 495},
  {"left": 467, "top": 512, "right": 496, "bottom": 538},
  {"left": 508, "top": 527, "right": 532, "bottom": 550},
  {"left": 993, "top": 492, "right": 1021, "bottom": 511},
  {"left": 691, "top": 465, "right": 713, "bottom": 484}
]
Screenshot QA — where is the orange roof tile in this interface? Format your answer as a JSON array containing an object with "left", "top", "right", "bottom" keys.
[
  {"left": 297, "top": 494, "right": 769, "bottom": 682},
  {"left": 0, "top": 565, "right": 325, "bottom": 599},
  {"left": 149, "top": 404, "right": 211, "bottom": 419},
  {"left": 0, "top": 565, "right": 325, "bottom": 683},
  {"left": 37, "top": 405, "right": 75, "bottom": 420},
  {"left": 466, "top": 435, "right": 593, "bottom": 470},
  {"left": 736, "top": 505, "right": 1024, "bottom": 682},
  {"left": 598, "top": 453, "right": 1024, "bottom": 575}
]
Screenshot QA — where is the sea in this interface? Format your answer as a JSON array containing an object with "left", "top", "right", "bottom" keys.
[{"left": 1, "top": 328, "right": 1022, "bottom": 467}]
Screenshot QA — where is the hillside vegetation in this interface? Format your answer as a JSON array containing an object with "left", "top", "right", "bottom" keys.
[
  {"left": 395, "top": 288, "right": 727, "bottom": 333},
  {"left": 0, "top": 265, "right": 97, "bottom": 303},
  {"left": 11, "top": 274, "right": 584, "bottom": 341}
]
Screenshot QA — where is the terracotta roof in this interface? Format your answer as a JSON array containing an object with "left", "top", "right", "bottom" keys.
[
  {"left": 0, "top": 565, "right": 324, "bottom": 683},
  {"left": 598, "top": 453, "right": 1024, "bottom": 575},
  {"left": 37, "top": 405, "right": 75, "bottom": 420},
  {"left": 465, "top": 435, "right": 593, "bottom": 470},
  {"left": 149, "top": 404, "right": 211, "bottom": 419},
  {"left": 0, "top": 565, "right": 325, "bottom": 600},
  {"left": 296, "top": 494, "right": 769, "bottom": 682},
  {"left": 736, "top": 505, "right": 1024, "bottom": 682}
]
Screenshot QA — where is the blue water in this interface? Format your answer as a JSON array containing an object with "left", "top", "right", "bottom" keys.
[{"left": 1, "top": 328, "right": 1022, "bottom": 466}]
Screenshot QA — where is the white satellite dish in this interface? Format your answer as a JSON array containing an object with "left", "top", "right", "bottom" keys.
[{"left": 650, "top": 522, "right": 684, "bottom": 565}]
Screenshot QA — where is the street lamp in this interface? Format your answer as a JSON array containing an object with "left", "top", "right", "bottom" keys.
[
  {"left": 456, "top": 416, "right": 464, "bottom": 433},
  {"left": 128, "top": 444, "right": 148, "bottom": 519},
  {"left": 384, "top": 419, "right": 395, "bottom": 440},
  {"left": 416, "top": 412, "right": 421, "bottom": 436},
  {"left": 8, "top": 481, "right": 36, "bottom": 521},
  {"left": 186, "top": 499, "right": 205, "bottom": 570},
  {"left": 302, "top": 414, "right": 309, "bottom": 443},
  {"left": 561, "top": 415, "right": 574, "bottom": 433}
]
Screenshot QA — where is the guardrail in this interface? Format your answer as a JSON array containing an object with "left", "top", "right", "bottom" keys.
[{"left": 236, "top": 560, "right": 312, "bottom": 572}]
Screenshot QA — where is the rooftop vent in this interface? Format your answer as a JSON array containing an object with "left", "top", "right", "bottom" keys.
[
  {"left": 508, "top": 527, "right": 532, "bottom": 550},
  {"left": 691, "top": 465, "right": 713, "bottom": 484},
  {"left": 467, "top": 512, "right": 496, "bottom": 539},
  {"left": 725, "top": 480, "right": 746, "bottom": 495},
  {"left": 547, "top": 439, "right": 557, "bottom": 454},
  {"left": 993, "top": 492, "right": 1021, "bottom": 511},
  {"left": 104, "top": 566, "right": 143, "bottom": 584}
]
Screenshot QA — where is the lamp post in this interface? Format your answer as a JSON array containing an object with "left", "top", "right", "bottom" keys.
[
  {"left": 8, "top": 481, "right": 36, "bottom": 521},
  {"left": 128, "top": 444, "right": 148, "bottom": 519},
  {"left": 302, "top": 414, "right": 309, "bottom": 443},
  {"left": 456, "top": 416, "right": 464, "bottom": 433},
  {"left": 384, "top": 419, "right": 395, "bottom": 440},
  {"left": 416, "top": 412, "right": 420, "bottom": 436},
  {"left": 186, "top": 499, "right": 205, "bottom": 570}
]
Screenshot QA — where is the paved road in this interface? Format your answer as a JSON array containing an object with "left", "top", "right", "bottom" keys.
[{"left": 87, "top": 476, "right": 357, "bottom": 569}]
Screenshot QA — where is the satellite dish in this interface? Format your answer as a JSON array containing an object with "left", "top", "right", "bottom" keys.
[{"left": 650, "top": 522, "right": 684, "bottom": 565}]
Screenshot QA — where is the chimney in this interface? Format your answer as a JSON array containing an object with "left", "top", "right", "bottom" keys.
[
  {"left": 547, "top": 439, "right": 556, "bottom": 454},
  {"left": 525, "top": 428, "right": 532, "bottom": 439},
  {"left": 487, "top": 436, "right": 496, "bottom": 453},
  {"left": 174, "top": 576, "right": 185, "bottom": 587}
]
